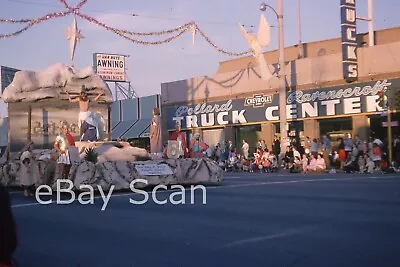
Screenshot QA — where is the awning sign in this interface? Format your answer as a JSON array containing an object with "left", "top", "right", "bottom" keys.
[{"left": 93, "top": 53, "right": 126, "bottom": 82}]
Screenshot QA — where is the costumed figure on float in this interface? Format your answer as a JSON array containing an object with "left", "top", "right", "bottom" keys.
[
  {"left": 168, "top": 122, "right": 188, "bottom": 158},
  {"left": 66, "top": 85, "right": 103, "bottom": 135},
  {"left": 150, "top": 107, "right": 162, "bottom": 158},
  {"left": 80, "top": 113, "right": 100, "bottom": 142}
]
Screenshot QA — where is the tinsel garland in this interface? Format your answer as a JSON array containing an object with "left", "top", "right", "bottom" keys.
[{"left": 0, "top": 0, "right": 252, "bottom": 57}]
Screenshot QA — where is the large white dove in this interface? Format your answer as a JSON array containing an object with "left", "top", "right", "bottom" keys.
[{"left": 239, "top": 13, "right": 273, "bottom": 81}]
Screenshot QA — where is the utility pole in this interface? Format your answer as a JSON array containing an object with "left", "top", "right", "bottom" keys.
[
  {"left": 260, "top": 0, "right": 288, "bottom": 155},
  {"left": 356, "top": 0, "right": 374, "bottom": 46},
  {"left": 277, "top": 0, "right": 288, "bottom": 153},
  {"left": 298, "top": 0, "right": 303, "bottom": 58},
  {"left": 379, "top": 90, "right": 393, "bottom": 164},
  {"left": 387, "top": 108, "right": 392, "bottom": 164},
  {"left": 368, "top": 0, "right": 374, "bottom": 46}
]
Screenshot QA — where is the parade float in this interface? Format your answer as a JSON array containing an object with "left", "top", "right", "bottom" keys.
[{"left": 0, "top": 64, "right": 223, "bottom": 190}]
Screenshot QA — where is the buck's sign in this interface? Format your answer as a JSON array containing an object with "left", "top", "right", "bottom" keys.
[
  {"left": 166, "top": 80, "right": 400, "bottom": 130},
  {"left": 340, "top": 0, "right": 358, "bottom": 82}
]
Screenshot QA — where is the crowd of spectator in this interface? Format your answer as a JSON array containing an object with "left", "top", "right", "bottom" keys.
[{"left": 165, "top": 126, "right": 400, "bottom": 174}]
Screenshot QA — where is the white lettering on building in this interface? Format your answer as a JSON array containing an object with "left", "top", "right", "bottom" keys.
[
  {"left": 265, "top": 106, "right": 279, "bottom": 121},
  {"left": 186, "top": 115, "right": 198, "bottom": 128},
  {"left": 366, "top": 95, "right": 384, "bottom": 112},
  {"left": 286, "top": 80, "right": 392, "bottom": 105},
  {"left": 217, "top": 112, "right": 229, "bottom": 125},
  {"left": 343, "top": 97, "right": 361, "bottom": 114},
  {"left": 286, "top": 105, "right": 297, "bottom": 119},
  {"left": 172, "top": 116, "right": 184, "bottom": 127},
  {"left": 301, "top": 102, "right": 318, "bottom": 117},
  {"left": 175, "top": 100, "right": 233, "bottom": 117},
  {"left": 321, "top": 100, "right": 340, "bottom": 116},
  {"left": 170, "top": 80, "right": 396, "bottom": 129},
  {"left": 201, "top": 113, "right": 214, "bottom": 126},
  {"left": 232, "top": 110, "right": 247, "bottom": 124}
]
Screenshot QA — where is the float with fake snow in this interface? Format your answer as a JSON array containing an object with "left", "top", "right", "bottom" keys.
[{"left": 0, "top": 64, "right": 223, "bottom": 189}]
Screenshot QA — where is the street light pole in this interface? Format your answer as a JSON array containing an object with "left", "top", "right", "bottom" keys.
[
  {"left": 260, "top": 1, "right": 288, "bottom": 154},
  {"left": 298, "top": 0, "right": 303, "bottom": 58},
  {"left": 277, "top": 0, "right": 287, "bottom": 154},
  {"left": 356, "top": 0, "right": 374, "bottom": 46}
]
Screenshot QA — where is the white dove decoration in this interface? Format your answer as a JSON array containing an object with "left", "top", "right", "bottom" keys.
[
  {"left": 239, "top": 13, "right": 273, "bottom": 81},
  {"left": 66, "top": 16, "right": 84, "bottom": 62}
]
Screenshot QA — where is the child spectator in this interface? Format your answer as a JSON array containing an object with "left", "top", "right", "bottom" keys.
[
  {"left": 316, "top": 154, "right": 326, "bottom": 172},
  {"left": 306, "top": 155, "right": 318, "bottom": 173},
  {"left": 302, "top": 154, "right": 308, "bottom": 173}
]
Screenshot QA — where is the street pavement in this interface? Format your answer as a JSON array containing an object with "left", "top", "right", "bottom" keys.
[{"left": 9, "top": 172, "right": 400, "bottom": 267}]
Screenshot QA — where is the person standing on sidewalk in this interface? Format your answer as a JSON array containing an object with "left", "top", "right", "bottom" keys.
[
  {"left": 322, "top": 135, "right": 331, "bottom": 170},
  {"left": 242, "top": 140, "right": 249, "bottom": 160},
  {"left": 311, "top": 138, "right": 319, "bottom": 157}
]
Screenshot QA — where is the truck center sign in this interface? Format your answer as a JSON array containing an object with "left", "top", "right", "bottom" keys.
[
  {"left": 166, "top": 79, "right": 400, "bottom": 130},
  {"left": 93, "top": 53, "right": 126, "bottom": 82}
]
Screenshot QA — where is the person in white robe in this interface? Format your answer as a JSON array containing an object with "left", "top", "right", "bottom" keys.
[{"left": 54, "top": 125, "right": 72, "bottom": 179}]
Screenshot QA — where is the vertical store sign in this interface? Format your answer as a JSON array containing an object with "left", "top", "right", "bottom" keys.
[{"left": 340, "top": 0, "right": 358, "bottom": 82}]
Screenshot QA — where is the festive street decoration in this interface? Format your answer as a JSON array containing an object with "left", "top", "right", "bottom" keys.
[
  {"left": 0, "top": 0, "right": 252, "bottom": 57},
  {"left": 0, "top": 11, "right": 72, "bottom": 39},
  {"left": 66, "top": 16, "right": 84, "bottom": 61},
  {"left": 239, "top": 13, "right": 274, "bottom": 80}
]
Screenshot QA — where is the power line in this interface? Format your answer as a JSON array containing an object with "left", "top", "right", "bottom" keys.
[
  {"left": 6, "top": 0, "right": 61, "bottom": 8},
  {"left": 5, "top": 0, "right": 258, "bottom": 28}
]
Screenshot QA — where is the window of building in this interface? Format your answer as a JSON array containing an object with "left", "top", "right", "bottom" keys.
[
  {"left": 236, "top": 124, "right": 261, "bottom": 153},
  {"left": 319, "top": 117, "right": 352, "bottom": 147},
  {"left": 319, "top": 117, "right": 352, "bottom": 136},
  {"left": 369, "top": 112, "right": 400, "bottom": 140},
  {"left": 274, "top": 121, "right": 304, "bottom": 148}
]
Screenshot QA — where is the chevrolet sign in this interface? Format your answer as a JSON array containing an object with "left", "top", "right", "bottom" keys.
[{"left": 244, "top": 94, "right": 273, "bottom": 108}]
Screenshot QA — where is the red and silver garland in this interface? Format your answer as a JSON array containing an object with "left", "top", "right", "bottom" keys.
[{"left": 0, "top": 0, "right": 251, "bottom": 57}]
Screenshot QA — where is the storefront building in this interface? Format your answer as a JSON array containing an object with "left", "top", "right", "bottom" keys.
[{"left": 161, "top": 27, "right": 400, "bottom": 152}]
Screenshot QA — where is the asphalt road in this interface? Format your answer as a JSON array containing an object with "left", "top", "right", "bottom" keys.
[{"left": 9, "top": 172, "right": 400, "bottom": 267}]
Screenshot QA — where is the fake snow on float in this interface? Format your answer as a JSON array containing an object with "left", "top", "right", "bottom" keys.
[
  {"left": 2, "top": 63, "right": 113, "bottom": 103},
  {"left": 0, "top": 142, "right": 224, "bottom": 193}
]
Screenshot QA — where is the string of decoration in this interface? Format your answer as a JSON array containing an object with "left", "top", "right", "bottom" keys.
[
  {"left": 77, "top": 12, "right": 191, "bottom": 45},
  {"left": 0, "top": 18, "right": 32, "bottom": 23},
  {"left": 0, "top": 0, "right": 252, "bottom": 56},
  {"left": 0, "top": 11, "right": 72, "bottom": 39},
  {"left": 122, "top": 21, "right": 194, "bottom": 36}
]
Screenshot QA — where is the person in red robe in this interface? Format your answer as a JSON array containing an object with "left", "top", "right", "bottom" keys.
[
  {"left": 169, "top": 122, "right": 188, "bottom": 158},
  {"left": 65, "top": 131, "right": 75, "bottom": 146}
]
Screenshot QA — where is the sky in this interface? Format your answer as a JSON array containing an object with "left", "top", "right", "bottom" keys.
[{"left": 0, "top": 0, "right": 399, "bottom": 101}]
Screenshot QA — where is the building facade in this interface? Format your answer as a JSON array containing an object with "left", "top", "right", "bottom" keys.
[{"left": 161, "top": 27, "right": 400, "bottom": 152}]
